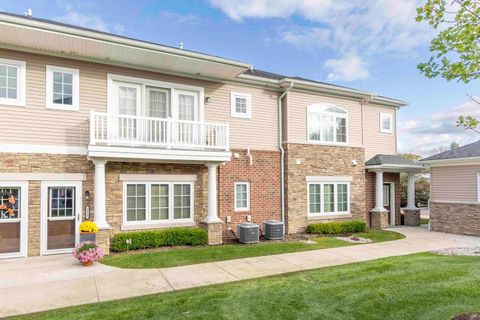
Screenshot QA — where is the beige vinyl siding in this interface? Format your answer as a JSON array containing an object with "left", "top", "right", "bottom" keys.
[
  {"left": 431, "top": 165, "right": 479, "bottom": 202},
  {"left": 0, "top": 48, "right": 279, "bottom": 151},
  {"left": 363, "top": 103, "right": 397, "bottom": 161},
  {"left": 285, "top": 91, "right": 363, "bottom": 147}
]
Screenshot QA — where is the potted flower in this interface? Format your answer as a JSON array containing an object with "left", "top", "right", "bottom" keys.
[
  {"left": 73, "top": 241, "right": 104, "bottom": 266},
  {"left": 79, "top": 221, "right": 99, "bottom": 242}
]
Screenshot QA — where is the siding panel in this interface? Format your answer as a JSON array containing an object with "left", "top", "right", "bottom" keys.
[
  {"left": 363, "top": 103, "right": 397, "bottom": 160},
  {"left": 431, "top": 165, "right": 479, "bottom": 202}
]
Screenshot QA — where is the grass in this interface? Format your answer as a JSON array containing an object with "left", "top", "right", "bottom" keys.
[
  {"left": 101, "top": 230, "right": 404, "bottom": 269},
  {"left": 15, "top": 253, "right": 480, "bottom": 320},
  {"left": 421, "top": 218, "right": 430, "bottom": 224}
]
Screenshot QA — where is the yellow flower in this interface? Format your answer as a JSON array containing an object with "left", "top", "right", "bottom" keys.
[{"left": 79, "top": 221, "right": 99, "bottom": 233}]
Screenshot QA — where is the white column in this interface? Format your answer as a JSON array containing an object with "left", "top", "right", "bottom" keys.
[
  {"left": 93, "top": 160, "right": 111, "bottom": 229},
  {"left": 407, "top": 172, "right": 416, "bottom": 209},
  {"left": 373, "top": 170, "right": 386, "bottom": 211},
  {"left": 205, "top": 163, "right": 221, "bottom": 223}
]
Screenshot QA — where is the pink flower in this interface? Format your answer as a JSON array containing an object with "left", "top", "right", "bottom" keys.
[{"left": 73, "top": 241, "right": 104, "bottom": 263}]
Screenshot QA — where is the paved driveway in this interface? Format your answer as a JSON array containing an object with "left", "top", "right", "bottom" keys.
[{"left": 1, "top": 227, "right": 479, "bottom": 318}]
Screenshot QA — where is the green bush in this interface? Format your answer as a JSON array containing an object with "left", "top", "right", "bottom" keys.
[
  {"left": 111, "top": 227, "right": 208, "bottom": 252},
  {"left": 306, "top": 220, "right": 366, "bottom": 235}
]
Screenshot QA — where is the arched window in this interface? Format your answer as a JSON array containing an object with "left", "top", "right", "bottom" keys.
[{"left": 307, "top": 103, "right": 348, "bottom": 144}]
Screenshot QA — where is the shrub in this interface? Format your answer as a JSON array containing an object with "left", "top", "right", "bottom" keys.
[
  {"left": 110, "top": 227, "right": 208, "bottom": 252},
  {"left": 306, "top": 220, "right": 366, "bottom": 235}
]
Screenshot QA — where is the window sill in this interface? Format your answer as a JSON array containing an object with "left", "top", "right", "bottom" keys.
[
  {"left": 307, "top": 213, "right": 352, "bottom": 221},
  {"left": 45, "top": 104, "right": 79, "bottom": 112},
  {"left": 306, "top": 141, "right": 349, "bottom": 147},
  {"left": 121, "top": 221, "right": 196, "bottom": 231},
  {"left": 231, "top": 113, "right": 252, "bottom": 119},
  {"left": 0, "top": 100, "right": 26, "bottom": 107}
]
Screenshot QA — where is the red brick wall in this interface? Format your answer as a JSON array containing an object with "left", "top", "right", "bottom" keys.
[
  {"left": 365, "top": 172, "right": 401, "bottom": 226},
  {"left": 218, "top": 149, "right": 281, "bottom": 239}
]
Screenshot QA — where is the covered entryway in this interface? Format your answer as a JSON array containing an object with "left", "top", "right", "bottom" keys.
[{"left": 366, "top": 154, "right": 423, "bottom": 229}]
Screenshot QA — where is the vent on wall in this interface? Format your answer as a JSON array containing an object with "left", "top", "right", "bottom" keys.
[
  {"left": 263, "top": 220, "right": 284, "bottom": 240},
  {"left": 237, "top": 222, "right": 259, "bottom": 244}
]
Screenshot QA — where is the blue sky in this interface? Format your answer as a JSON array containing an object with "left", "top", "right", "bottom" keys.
[{"left": 1, "top": 0, "right": 478, "bottom": 156}]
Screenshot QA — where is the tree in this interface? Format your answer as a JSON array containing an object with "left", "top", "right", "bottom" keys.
[
  {"left": 399, "top": 154, "right": 430, "bottom": 207},
  {"left": 416, "top": 0, "right": 480, "bottom": 131}
]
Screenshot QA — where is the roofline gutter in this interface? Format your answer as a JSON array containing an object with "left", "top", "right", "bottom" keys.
[
  {"left": 0, "top": 13, "right": 251, "bottom": 70},
  {"left": 278, "top": 82, "right": 294, "bottom": 234},
  {"left": 420, "top": 156, "right": 480, "bottom": 166}
]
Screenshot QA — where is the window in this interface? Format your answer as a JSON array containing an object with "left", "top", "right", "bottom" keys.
[
  {"left": 380, "top": 112, "right": 393, "bottom": 133},
  {"left": 231, "top": 92, "right": 252, "bottom": 118},
  {"left": 48, "top": 187, "right": 75, "bottom": 218},
  {"left": 307, "top": 104, "right": 348, "bottom": 144},
  {"left": 235, "top": 182, "right": 250, "bottom": 211},
  {"left": 46, "top": 65, "right": 79, "bottom": 111},
  {"left": 124, "top": 182, "right": 194, "bottom": 224},
  {"left": 0, "top": 58, "right": 26, "bottom": 106},
  {"left": 308, "top": 181, "right": 350, "bottom": 216},
  {"left": 0, "top": 188, "right": 20, "bottom": 220}
]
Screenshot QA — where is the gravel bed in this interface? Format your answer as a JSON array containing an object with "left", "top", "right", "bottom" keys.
[
  {"left": 335, "top": 236, "right": 372, "bottom": 244},
  {"left": 432, "top": 247, "right": 480, "bottom": 256}
]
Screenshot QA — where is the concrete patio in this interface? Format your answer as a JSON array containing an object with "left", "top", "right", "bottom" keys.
[{"left": 1, "top": 226, "right": 480, "bottom": 318}]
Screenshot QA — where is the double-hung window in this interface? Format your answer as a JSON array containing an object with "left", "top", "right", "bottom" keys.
[
  {"left": 124, "top": 181, "right": 194, "bottom": 224},
  {"left": 0, "top": 58, "right": 26, "bottom": 106},
  {"left": 307, "top": 104, "right": 347, "bottom": 144},
  {"left": 234, "top": 182, "right": 250, "bottom": 211},
  {"left": 380, "top": 112, "right": 393, "bottom": 133},
  {"left": 231, "top": 92, "right": 251, "bottom": 118},
  {"left": 46, "top": 65, "right": 79, "bottom": 111},
  {"left": 308, "top": 179, "right": 350, "bottom": 216}
]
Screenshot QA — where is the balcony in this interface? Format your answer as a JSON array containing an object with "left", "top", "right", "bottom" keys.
[{"left": 87, "top": 111, "right": 231, "bottom": 162}]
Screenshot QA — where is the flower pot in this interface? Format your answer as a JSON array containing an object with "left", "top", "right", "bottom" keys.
[
  {"left": 82, "top": 261, "right": 93, "bottom": 267},
  {"left": 80, "top": 232, "right": 96, "bottom": 242}
]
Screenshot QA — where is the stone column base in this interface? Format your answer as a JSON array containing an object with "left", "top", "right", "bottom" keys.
[
  {"left": 404, "top": 208, "right": 421, "bottom": 226},
  {"left": 96, "top": 229, "right": 112, "bottom": 255},
  {"left": 370, "top": 210, "right": 389, "bottom": 229},
  {"left": 200, "top": 221, "right": 223, "bottom": 245}
]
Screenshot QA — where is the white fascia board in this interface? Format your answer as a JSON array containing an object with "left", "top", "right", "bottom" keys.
[
  {"left": 306, "top": 176, "right": 353, "bottom": 182},
  {"left": 119, "top": 174, "right": 198, "bottom": 181},
  {"left": 420, "top": 157, "right": 480, "bottom": 167},
  {"left": 0, "top": 173, "right": 86, "bottom": 181}
]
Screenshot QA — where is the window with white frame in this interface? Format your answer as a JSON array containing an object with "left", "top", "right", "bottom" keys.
[
  {"left": 124, "top": 182, "right": 194, "bottom": 224},
  {"left": 231, "top": 92, "right": 251, "bottom": 118},
  {"left": 0, "top": 58, "right": 26, "bottom": 106},
  {"left": 46, "top": 65, "right": 79, "bottom": 111},
  {"left": 380, "top": 112, "right": 393, "bottom": 133},
  {"left": 235, "top": 182, "right": 250, "bottom": 211},
  {"left": 307, "top": 104, "right": 348, "bottom": 144},
  {"left": 308, "top": 181, "right": 350, "bottom": 216}
]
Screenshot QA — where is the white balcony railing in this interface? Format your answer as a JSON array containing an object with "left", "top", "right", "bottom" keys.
[{"left": 90, "top": 111, "right": 229, "bottom": 151}]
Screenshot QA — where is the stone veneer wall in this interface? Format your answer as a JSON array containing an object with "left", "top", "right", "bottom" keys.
[
  {"left": 430, "top": 201, "right": 480, "bottom": 236},
  {"left": 284, "top": 143, "right": 366, "bottom": 234},
  {"left": 218, "top": 149, "right": 281, "bottom": 239},
  {"left": 365, "top": 172, "right": 401, "bottom": 227}
]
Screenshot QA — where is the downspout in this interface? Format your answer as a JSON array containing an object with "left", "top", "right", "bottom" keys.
[{"left": 278, "top": 82, "right": 294, "bottom": 234}]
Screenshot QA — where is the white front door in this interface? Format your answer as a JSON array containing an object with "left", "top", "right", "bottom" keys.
[
  {"left": 41, "top": 181, "right": 82, "bottom": 255},
  {"left": 0, "top": 182, "right": 28, "bottom": 259}
]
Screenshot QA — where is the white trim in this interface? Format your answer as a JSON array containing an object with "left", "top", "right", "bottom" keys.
[
  {"left": 421, "top": 157, "right": 480, "bottom": 166},
  {"left": 0, "top": 173, "right": 86, "bottom": 181},
  {"left": 384, "top": 182, "right": 396, "bottom": 226},
  {"left": 307, "top": 213, "right": 352, "bottom": 221},
  {"left": 431, "top": 199, "right": 480, "bottom": 205},
  {"left": 123, "top": 181, "right": 195, "bottom": 226},
  {"left": 0, "top": 143, "right": 87, "bottom": 155},
  {"left": 45, "top": 65, "right": 80, "bottom": 111},
  {"left": 307, "top": 181, "right": 350, "bottom": 217},
  {"left": 121, "top": 221, "right": 195, "bottom": 231},
  {"left": 234, "top": 181, "right": 250, "bottom": 212},
  {"left": 306, "top": 103, "right": 349, "bottom": 146},
  {"left": 0, "top": 181, "right": 28, "bottom": 259},
  {"left": 230, "top": 92, "right": 252, "bottom": 119},
  {"left": 306, "top": 176, "right": 352, "bottom": 182},
  {"left": 380, "top": 112, "right": 393, "bottom": 134},
  {"left": 0, "top": 57, "right": 26, "bottom": 107},
  {"left": 120, "top": 174, "right": 197, "bottom": 182},
  {"left": 40, "top": 180, "right": 82, "bottom": 256}
]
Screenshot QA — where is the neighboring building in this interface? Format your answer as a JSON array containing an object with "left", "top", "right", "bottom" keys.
[
  {"left": 421, "top": 141, "right": 480, "bottom": 236},
  {"left": 0, "top": 12, "right": 419, "bottom": 259}
]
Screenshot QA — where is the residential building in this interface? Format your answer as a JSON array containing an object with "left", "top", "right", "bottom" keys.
[{"left": 0, "top": 12, "right": 419, "bottom": 259}]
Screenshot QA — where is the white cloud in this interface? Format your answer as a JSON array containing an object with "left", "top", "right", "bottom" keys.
[
  {"left": 54, "top": 7, "right": 124, "bottom": 34},
  {"left": 324, "top": 53, "right": 369, "bottom": 82},
  {"left": 398, "top": 96, "right": 480, "bottom": 156},
  {"left": 209, "top": 0, "right": 433, "bottom": 82}
]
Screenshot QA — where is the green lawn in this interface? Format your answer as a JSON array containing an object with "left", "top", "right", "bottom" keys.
[
  {"left": 16, "top": 253, "right": 480, "bottom": 320},
  {"left": 101, "top": 230, "right": 404, "bottom": 269}
]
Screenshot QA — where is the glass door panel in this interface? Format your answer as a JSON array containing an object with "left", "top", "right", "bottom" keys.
[
  {"left": 146, "top": 87, "right": 169, "bottom": 144},
  {"left": 47, "top": 187, "right": 76, "bottom": 250},
  {"left": 113, "top": 82, "right": 141, "bottom": 142},
  {"left": 0, "top": 188, "right": 21, "bottom": 254},
  {"left": 175, "top": 91, "right": 198, "bottom": 146}
]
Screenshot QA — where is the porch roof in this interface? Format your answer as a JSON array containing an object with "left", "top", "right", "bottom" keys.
[{"left": 365, "top": 154, "right": 423, "bottom": 172}]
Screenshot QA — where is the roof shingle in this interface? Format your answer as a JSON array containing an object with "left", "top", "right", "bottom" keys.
[{"left": 421, "top": 140, "right": 480, "bottom": 161}]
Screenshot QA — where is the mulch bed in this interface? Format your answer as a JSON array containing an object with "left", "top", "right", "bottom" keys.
[{"left": 452, "top": 313, "right": 480, "bottom": 320}]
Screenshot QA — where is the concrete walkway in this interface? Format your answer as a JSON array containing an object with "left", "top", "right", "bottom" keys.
[{"left": 1, "top": 227, "right": 480, "bottom": 318}]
